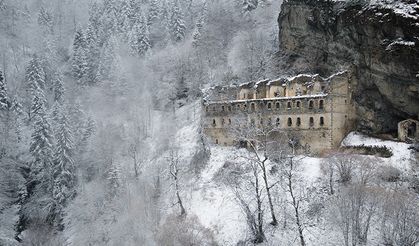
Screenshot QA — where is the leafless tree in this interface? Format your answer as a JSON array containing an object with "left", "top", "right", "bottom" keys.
[
  {"left": 281, "top": 138, "right": 306, "bottom": 246},
  {"left": 381, "top": 187, "right": 419, "bottom": 246},
  {"left": 228, "top": 114, "right": 282, "bottom": 226},
  {"left": 330, "top": 157, "right": 381, "bottom": 246},
  {"left": 168, "top": 148, "right": 186, "bottom": 216}
]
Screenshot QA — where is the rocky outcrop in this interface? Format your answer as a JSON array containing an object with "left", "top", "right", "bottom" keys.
[{"left": 277, "top": 0, "right": 419, "bottom": 134}]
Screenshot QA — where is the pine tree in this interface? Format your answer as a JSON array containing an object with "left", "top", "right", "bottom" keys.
[
  {"left": 29, "top": 89, "right": 54, "bottom": 188},
  {"left": 71, "top": 30, "right": 89, "bottom": 84},
  {"left": 148, "top": 0, "right": 160, "bottom": 25},
  {"left": 169, "top": 0, "right": 186, "bottom": 42},
  {"left": 26, "top": 55, "right": 46, "bottom": 94},
  {"left": 0, "top": 70, "right": 8, "bottom": 110},
  {"left": 52, "top": 112, "right": 76, "bottom": 229},
  {"left": 38, "top": 6, "right": 53, "bottom": 33},
  {"left": 242, "top": 0, "right": 259, "bottom": 13},
  {"left": 129, "top": 14, "right": 151, "bottom": 56},
  {"left": 85, "top": 24, "right": 100, "bottom": 85},
  {"left": 53, "top": 73, "right": 64, "bottom": 103},
  {"left": 192, "top": 15, "right": 204, "bottom": 48},
  {"left": 107, "top": 162, "right": 122, "bottom": 198},
  {"left": 95, "top": 38, "right": 116, "bottom": 84}
]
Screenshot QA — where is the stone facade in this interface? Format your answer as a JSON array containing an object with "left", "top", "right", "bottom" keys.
[
  {"left": 202, "top": 71, "right": 356, "bottom": 154},
  {"left": 398, "top": 119, "right": 419, "bottom": 143}
]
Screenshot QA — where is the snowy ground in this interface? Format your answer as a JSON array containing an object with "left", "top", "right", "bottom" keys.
[{"left": 342, "top": 131, "right": 415, "bottom": 172}]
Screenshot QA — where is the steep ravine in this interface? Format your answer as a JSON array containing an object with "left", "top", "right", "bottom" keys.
[{"left": 277, "top": 0, "right": 419, "bottom": 134}]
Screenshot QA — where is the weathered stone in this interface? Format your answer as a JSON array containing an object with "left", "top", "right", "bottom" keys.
[{"left": 276, "top": 0, "right": 419, "bottom": 134}]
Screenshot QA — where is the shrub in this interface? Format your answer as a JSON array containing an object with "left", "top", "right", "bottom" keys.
[{"left": 377, "top": 166, "right": 401, "bottom": 182}]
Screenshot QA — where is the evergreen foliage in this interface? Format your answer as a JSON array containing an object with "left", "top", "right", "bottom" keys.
[
  {"left": 129, "top": 14, "right": 151, "bottom": 56},
  {"left": 0, "top": 70, "right": 8, "bottom": 110},
  {"left": 169, "top": 0, "right": 186, "bottom": 42},
  {"left": 26, "top": 56, "right": 46, "bottom": 95},
  {"left": 242, "top": 0, "right": 259, "bottom": 13},
  {"left": 71, "top": 30, "right": 89, "bottom": 84},
  {"left": 52, "top": 111, "right": 76, "bottom": 228}
]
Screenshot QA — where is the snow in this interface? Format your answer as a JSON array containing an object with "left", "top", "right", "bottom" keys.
[
  {"left": 386, "top": 38, "right": 416, "bottom": 51},
  {"left": 189, "top": 146, "right": 247, "bottom": 245},
  {"left": 342, "top": 131, "right": 415, "bottom": 172}
]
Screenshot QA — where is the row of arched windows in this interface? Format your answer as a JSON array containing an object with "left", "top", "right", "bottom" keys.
[
  {"left": 206, "top": 99, "right": 325, "bottom": 113},
  {"left": 211, "top": 116, "right": 325, "bottom": 128}
]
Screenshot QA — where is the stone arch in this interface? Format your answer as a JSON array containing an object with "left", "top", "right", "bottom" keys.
[
  {"left": 320, "top": 116, "right": 324, "bottom": 126},
  {"left": 408, "top": 122, "right": 417, "bottom": 138},
  {"left": 309, "top": 117, "right": 314, "bottom": 127},
  {"left": 319, "top": 100, "right": 324, "bottom": 110},
  {"left": 309, "top": 100, "right": 314, "bottom": 109},
  {"left": 288, "top": 117, "right": 292, "bottom": 127},
  {"left": 250, "top": 103, "right": 255, "bottom": 111},
  {"left": 297, "top": 117, "right": 301, "bottom": 127}
]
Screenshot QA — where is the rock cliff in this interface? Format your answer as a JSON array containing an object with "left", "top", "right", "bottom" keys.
[{"left": 277, "top": 0, "right": 419, "bottom": 134}]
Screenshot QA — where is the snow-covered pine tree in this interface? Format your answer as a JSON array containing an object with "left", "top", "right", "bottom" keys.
[
  {"left": 0, "top": 70, "right": 8, "bottom": 110},
  {"left": 29, "top": 88, "right": 54, "bottom": 190},
  {"left": 53, "top": 73, "right": 64, "bottom": 103},
  {"left": 169, "top": 0, "right": 186, "bottom": 42},
  {"left": 192, "top": 14, "right": 204, "bottom": 48},
  {"left": 52, "top": 111, "right": 76, "bottom": 229},
  {"left": 129, "top": 14, "right": 151, "bottom": 56},
  {"left": 242, "top": 0, "right": 259, "bottom": 13},
  {"left": 106, "top": 162, "right": 122, "bottom": 199},
  {"left": 95, "top": 37, "right": 117, "bottom": 84},
  {"left": 71, "top": 30, "right": 89, "bottom": 84},
  {"left": 38, "top": 6, "right": 53, "bottom": 34},
  {"left": 26, "top": 55, "right": 46, "bottom": 95},
  {"left": 148, "top": 0, "right": 160, "bottom": 26}
]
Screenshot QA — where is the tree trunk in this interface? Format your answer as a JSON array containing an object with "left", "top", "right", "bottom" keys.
[{"left": 262, "top": 163, "right": 277, "bottom": 226}]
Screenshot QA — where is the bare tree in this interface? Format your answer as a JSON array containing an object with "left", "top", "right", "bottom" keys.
[
  {"left": 281, "top": 138, "right": 306, "bottom": 246},
  {"left": 381, "top": 188, "right": 419, "bottom": 246},
  {"left": 168, "top": 148, "right": 186, "bottom": 216},
  {"left": 229, "top": 115, "right": 281, "bottom": 226},
  {"left": 330, "top": 157, "right": 381, "bottom": 246}
]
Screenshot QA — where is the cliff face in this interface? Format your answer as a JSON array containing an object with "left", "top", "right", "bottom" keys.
[{"left": 277, "top": 0, "right": 419, "bottom": 134}]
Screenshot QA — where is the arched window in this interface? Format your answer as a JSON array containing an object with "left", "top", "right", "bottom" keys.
[
  {"left": 288, "top": 117, "right": 292, "bottom": 127},
  {"left": 260, "top": 118, "right": 263, "bottom": 126},
  {"left": 228, "top": 106, "right": 232, "bottom": 111},
  {"left": 215, "top": 139, "right": 219, "bottom": 144},
  {"left": 309, "top": 100, "right": 314, "bottom": 109},
  {"left": 276, "top": 102, "right": 280, "bottom": 109},
  {"left": 212, "top": 119, "right": 216, "bottom": 126},
  {"left": 243, "top": 104, "right": 247, "bottom": 111},
  {"left": 287, "top": 101, "right": 292, "bottom": 109},
  {"left": 296, "top": 101, "right": 301, "bottom": 109},
  {"left": 267, "top": 102, "right": 272, "bottom": 110},
  {"left": 276, "top": 118, "right": 280, "bottom": 126},
  {"left": 251, "top": 103, "right": 255, "bottom": 111},
  {"left": 309, "top": 117, "right": 314, "bottom": 127},
  {"left": 319, "top": 100, "right": 324, "bottom": 110},
  {"left": 228, "top": 119, "right": 232, "bottom": 125},
  {"left": 222, "top": 106, "right": 225, "bottom": 111},
  {"left": 320, "top": 117, "right": 324, "bottom": 126},
  {"left": 297, "top": 117, "right": 301, "bottom": 127}
]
